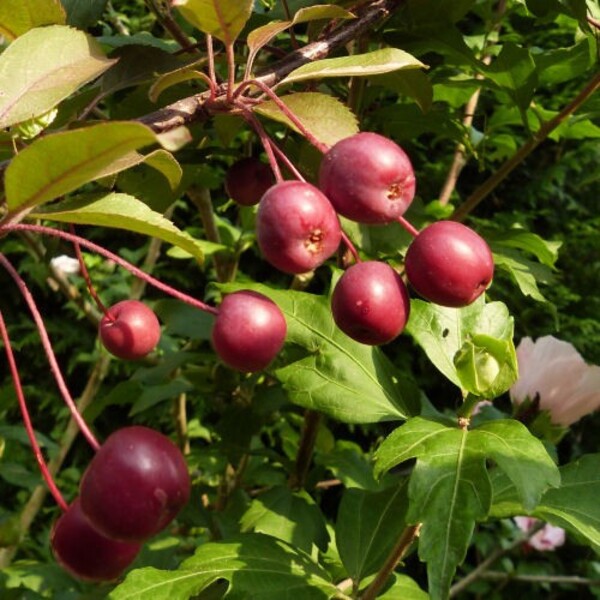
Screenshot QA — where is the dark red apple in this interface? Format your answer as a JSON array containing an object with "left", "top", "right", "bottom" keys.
[{"left": 225, "top": 157, "right": 275, "bottom": 206}]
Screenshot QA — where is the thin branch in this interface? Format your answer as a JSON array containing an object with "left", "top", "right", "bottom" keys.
[
  {"left": 137, "top": 0, "right": 406, "bottom": 133},
  {"left": 145, "top": 0, "right": 198, "bottom": 53},
  {"left": 360, "top": 524, "right": 421, "bottom": 600},
  {"left": 288, "top": 410, "right": 322, "bottom": 490},
  {"left": 479, "top": 572, "right": 600, "bottom": 586},
  {"left": 452, "top": 70, "right": 600, "bottom": 221}
]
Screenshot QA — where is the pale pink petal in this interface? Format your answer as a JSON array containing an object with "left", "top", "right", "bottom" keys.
[{"left": 529, "top": 524, "right": 566, "bottom": 551}]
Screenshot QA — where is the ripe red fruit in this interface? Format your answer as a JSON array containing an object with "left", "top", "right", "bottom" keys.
[
  {"left": 331, "top": 261, "right": 410, "bottom": 345},
  {"left": 404, "top": 220, "right": 494, "bottom": 307},
  {"left": 79, "top": 426, "right": 190, "bottom": 542},
  {"left": 319, "top": 132, "right": 416, "bottom": 224},
  {"left": 225, "top": 157, "right": 275, "bottom": 206},
  {"left": 51, "top": 498, "right": 141, "bottom": 582},
  {"left": 99, "top": 300, "right": 161, "bottom": 360},
  {"left": 211, "top": 290, "right": 287, "bottom": 372},
  {"left": 256, "top": 180, "right": 342, "bottom": 274}
]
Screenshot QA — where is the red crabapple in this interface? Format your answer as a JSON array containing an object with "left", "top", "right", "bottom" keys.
[
  {"left": 331, "top": 261, "right": 410, "bottom": 345},
  {"left": 225, "top": 157, "right": 275, "bottom": 206},
  {"left": 319, "top": 132, "right": 416, "bottom": 224},
  {"left": 256, "top": 180, "right": 342, "bottom": 274},
  {"left": 404, "top": 220, "right": 494, "bottom": 307},
  {"left": 99, "top": 300, "right": 161, "bottom": 360},
  {"left": 211, "top": 290, "right": 287, "bottom": 372}
]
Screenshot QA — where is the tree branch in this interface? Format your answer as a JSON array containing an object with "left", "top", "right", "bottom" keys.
[{"left": 137, "top": 0, "right": 406, "bottom": 133}]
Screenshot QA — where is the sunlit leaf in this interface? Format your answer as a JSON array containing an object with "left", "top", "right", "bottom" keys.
[
  {"left": 0, "top": 0, "right": 65, "bottom": 40},
  {"left": 0, "top": 25, "right": 115, "bottom": 128}
]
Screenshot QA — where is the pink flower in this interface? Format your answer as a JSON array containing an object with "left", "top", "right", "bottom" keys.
[
  {"left": 510, "top": 336, "right": 600, "bottom": 426},
  {"left": 514, "top": 516, "right": 566, "bottom": 551}
]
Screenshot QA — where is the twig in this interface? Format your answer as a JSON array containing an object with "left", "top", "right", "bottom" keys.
[
  {"left": 449, "top": 521, "right": 545, "bottom": 597},
  {"left": 288, "top": 410, "right": 322, "bottom": 490},
  {"left": 452, "top": 70, "right": 600, "bottom": 221},
  {"left": 360, "top": 524, "right": 421, "bottom": 600},
  {"left": 479, "top": 572, "right": 600, "bottom": 585}
]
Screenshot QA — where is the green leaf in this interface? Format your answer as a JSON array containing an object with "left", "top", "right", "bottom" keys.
[
  {"left": 219, "top": 283, "right": 419, "bottom": 423},
  {"left": 534, "top": 38, "right": 594, "bottom": 86},
  {"left": 316, "top": 440, "right": 381, "bottom": 491},
  {"left": 484, "top": 43, "right": 538, "bottom": 111},
  {"left": 375, "top": 417, "right": 559, "bottom": 600},
  {"left": 254, "top": 92, "right": 358, "bottom": 147},
  {"left": 293, "top": 5, "right": 355, "bottom": 24},
  {"left": 0, "top": 25, "right": 116, "bottom": 128},
  {"left": 240, "top": 487, "right": 329, "bottom": 553},
  {"left": 370, "top": 70, "right": 434, "bottom": 113},
  {"left": 491, "top": 454, "right": 600, "bottom": 553},
  {"left": 109, "top": 533, "right": 342, "bottom": 600},
  {"left": 173, "top": 0, "right": 254, "bottom": 45},
  {"left": 489, "top": 230, "right": 561, "bottom": 268},
  {"left": 0, "top": 0, "right": 65, "bottom": 41},
  {"left": 280, "top": 48, "right": 426, "bottom": 86},
  {"left": 336, "top": 484, "right": 409, "bottom": 582},
  {"left": 60, "top": 0, "right": 108, "bottom": 29},
  {"left": 149, "top": 63, "right": 209, "bottom": 102},
  {"left": 4, "top": 122, "right": 157, "bottom": 213},
  {"left": 492, "top": 251, "right": 554, "bottom": 302},
  {"left": 377, "top": 574, "right": 429, "bottom": 599},
  {"left": 406, "top": 298, "right": 516, "bottom": 393},
  {"left": 31, "top": 193, "right": 205, "bottom": 262}
]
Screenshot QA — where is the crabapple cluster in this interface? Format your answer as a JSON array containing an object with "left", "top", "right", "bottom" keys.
[
  {"left": 51, "top": 426, "right": 190, "bottom": 581},
  {"left": 225, "top": 131, "right": 494, "bottom": 349}
]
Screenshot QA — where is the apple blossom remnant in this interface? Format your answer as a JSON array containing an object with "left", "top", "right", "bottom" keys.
[
  {"left": 514, "top": 516, "right": 566, "bottom": 551},
  {"left": 510, "top": 335, "right": 600, "bottom": 426},
  {"left": 50, "top": 255, "right": 80, "bottom": 276}
]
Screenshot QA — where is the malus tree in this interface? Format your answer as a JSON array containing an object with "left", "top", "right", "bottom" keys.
[{"left": 0, "top": 1, "right": 599, "bottom": 599}]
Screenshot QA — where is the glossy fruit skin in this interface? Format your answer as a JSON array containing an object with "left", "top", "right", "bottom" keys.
[
  {"left": 331, "top": 261, "right": 410, "bottom": 345},
  {"left": 225, "top": 157, "right": 275, "bottom": 206},
  {"left": 99, "top": 300, "right": 161, "bottom": 360},
  {"left": 51, "top": 498, "right": 141, "bottom": 582},
  {"left": 319, "top": 132, "right": 416, "bottom": 224},
  {"left": 212, "top": 290, "right": 287, "bottom": 372},
  {"left": 405, "top": 220, "right": 494, "bottom": 307},
  {"left": 79, "top": 426, "right": 190, "bottom": 542},
  {"left": 256, "top": 180, "right": 342, "bottom": 274}
]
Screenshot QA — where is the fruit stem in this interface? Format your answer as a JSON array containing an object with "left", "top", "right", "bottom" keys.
[
  {"left": 0, "top": 253, "right": 102, "bottom": 451},
  {"left": 69, "top": 225, "right": 114, "bottom": 322},
  {"left": 236, "top": 103, "right": 284, "bottom": 182},
  {"left": 206, "top": 34, "right": 217, "bottom": 90},
  {"left": 226, "top": 42, "right": 236, "bottom": 103},
  {"left": 233, "top": 79, "right": 330, "bottom": 154},
  {"left": 397, "top": 215, "right": 420, "bottom": 238},
  {"left": 340, "top": 230, "right": 361, "bottom": 264},
  {"left": 0, "top": 309, "right": 69, "bottom": 512},
  {"left": 1, "top": 224, "right": 220, "bottom": 317}
]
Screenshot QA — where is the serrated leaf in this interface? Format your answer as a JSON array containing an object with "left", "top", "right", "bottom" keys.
[
  {"left": 31, "top": 192, "right": 205, "bottom": 262},
  {"left": 109, "top": 533, "right": 343, "bottom": 600},
  {"left": 490, "top": 230, "right": 561, "bottom": 268},
  {"left": 173, "top": 0, "right": 253, "bottom": 45},
  {"left": 0, "top": 0, "right": 65, "bottom": 41},
  {"left": 375, "top": 417, "right": 559, "bottom": 600},
  {"left": 218, "top": 283, "right": 419, "bottom": 424},
  {"left": 491, "top": 454, "right": 600, "bottom": 554},
  {"left": 240, "top": 487, "right": 329, "bottom": 553},
  {"left": 406, "top": 298, "right": 516, "bottom": 394},
  {"left": 336, "top": 484, "right": 409, "bottom": 582},
  {"left": 4, "top": 122, "right": 157, "bottom": 214},
  {"left": 254, "top": 92, "right": 358, "bottom": 147},
  {"left": 0, "top": 25, "right": 116, "bottom": 128},
  {"left": 493, "top": 252, "right": 553, "bottom": 302},
  {"left": 280, "top": 48, "right": 426, "bottom": 86}
]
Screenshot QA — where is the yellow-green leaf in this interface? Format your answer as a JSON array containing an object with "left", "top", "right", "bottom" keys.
[
  {"left": 280, "top": 48, "right": 426, "bottom": 86},
  {"left": 293, "top": 5, "right": 355, "bottom": 24},
  {"left": 0, "top": 0, "right": 65, "bottom": 41},
  {"left": 254, "top": 92, "right": 358, "bottom": 147},
  {"left": 31, "top": 193, "right": 204, "bottom": 263},
  {"left": 173, "top": 0, "right": 253, "bottom": 45},
  {"left": 4, "top": 122, "right": 157, "bottom": 213},
  {"left": 149, "top": 64, "right": 209, "bottom": 103},
  {"left": 0, "top": 25, "right": 116, "bottom": 128}
]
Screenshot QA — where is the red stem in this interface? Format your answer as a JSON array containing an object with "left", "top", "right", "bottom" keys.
[
  {"left": 236, "top": 102, "right": 284, "bottom": 182},
  {"left": 234, "top": 79, "right": 330, "bottom": 154},
  {"left": 0, "top": 253, "right": 101, "bottom": 451},
  {"left": 1, "top": 224, "right": 220, "bottom": 317},
  {"left": 397, "top": 215, "right": 419, "bottom": 238},
  {"left": 340, "top": 230, "right": 361, "bottom": 263},
  {"left": 69, "top": 225, "right": 113, "bottom": 321},
  {"left": 0, "top": 309, "right": 69, "bottom": 512}
]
